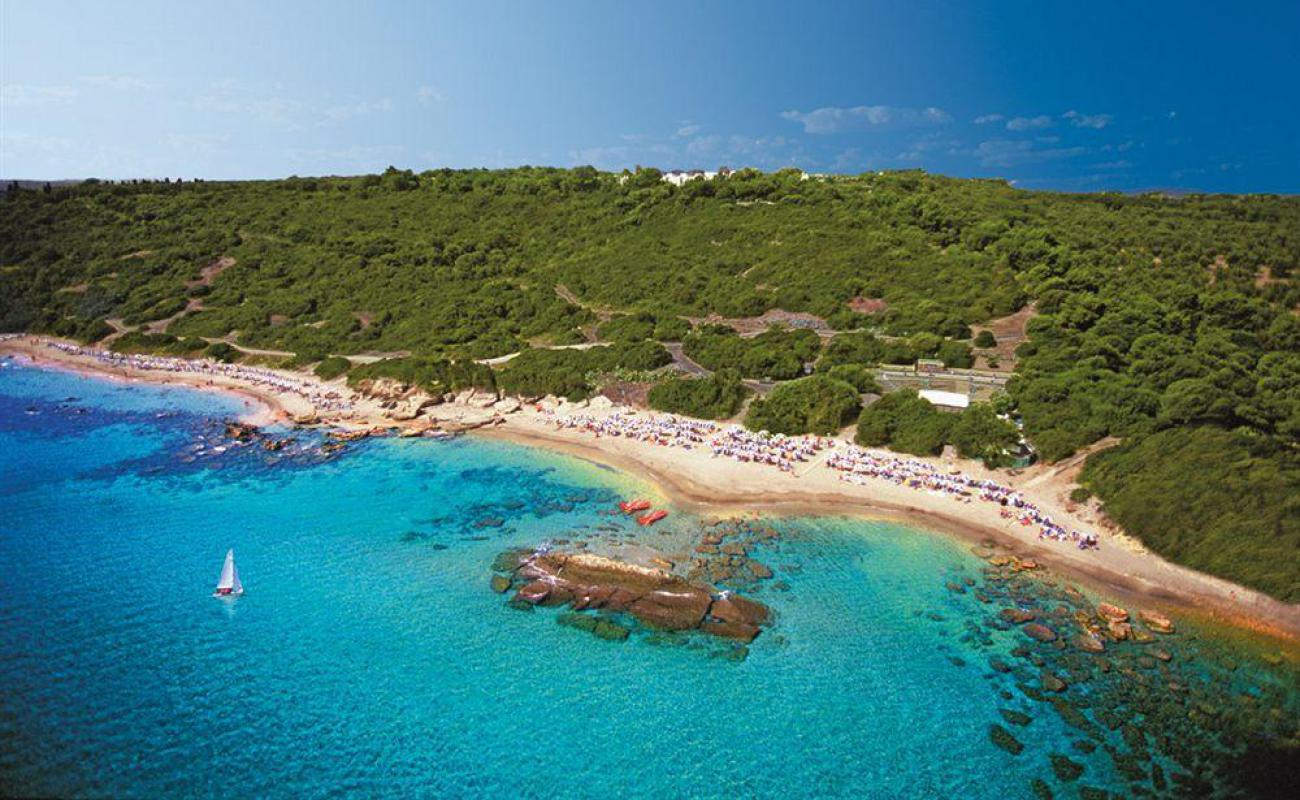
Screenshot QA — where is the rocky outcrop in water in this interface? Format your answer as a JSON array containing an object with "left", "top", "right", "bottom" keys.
[{"left": 492, "top": 549, "right": 772, "bottom": 643}]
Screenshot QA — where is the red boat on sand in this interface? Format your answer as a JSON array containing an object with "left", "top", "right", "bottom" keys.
[
  {"left": 619, "top": 499, "right": 652, "bottom": 514},
  {"left": 636, "top": 509, "right": 669, "bottom": 526}
]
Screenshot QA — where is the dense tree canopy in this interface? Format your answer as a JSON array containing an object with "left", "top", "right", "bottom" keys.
[
  {"left": 647, "top": 368, "right": 749, "bottom": 420},
  {"left": 4, "top": 167, "right": 1299, "bottom": 598},
  {"left": 745, "top": 374, "right": 861, "bottom": 435}
]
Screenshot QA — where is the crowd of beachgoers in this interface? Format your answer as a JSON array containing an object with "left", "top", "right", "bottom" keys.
[
  {"left": 545, "top": 411, "right": 831, "bottom": 473},
  {"left": 546, "top": 408, "right": 1099, "bottom": 551},
  {"left": 827, "top": 446, "right": 1099, "bottom": 550},
  {"left": 41, "top": 342, "right": 353, "bottom": 411}
]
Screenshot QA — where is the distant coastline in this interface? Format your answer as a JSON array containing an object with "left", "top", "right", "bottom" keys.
[{"left": 4, "top": 334, "right": 1298, "bottom": 646}]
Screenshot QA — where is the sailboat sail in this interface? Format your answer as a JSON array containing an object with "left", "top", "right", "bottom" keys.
[{"left": 216, "top": 549, "right": 243, "bottom": 595}]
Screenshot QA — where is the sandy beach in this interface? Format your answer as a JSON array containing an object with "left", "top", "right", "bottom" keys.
[{"left": 4, "top": 334, "right": 1297, "bottom": 644}]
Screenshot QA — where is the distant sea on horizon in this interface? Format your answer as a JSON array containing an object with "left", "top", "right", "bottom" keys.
[{"left": 1, "top": 358, "right": 1295, "bottom": 799}]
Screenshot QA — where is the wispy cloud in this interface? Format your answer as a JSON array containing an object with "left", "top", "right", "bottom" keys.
[
  {"left": 896, "top": 133, "right": 962, "bottom": 162},
  {"left": 323, "top": 98, "right": 394, "bottom": 123},
  {"left": 780, "top": 104, "right": 951, "bottom": 134},
  {"left": 0, "top": 84, "right": 79, "bottom": 107},
  {"left": 1063, "top": 110, "right": 1112, "bottom": 129},
  {"left": 973, "top": 114, "right": 1004, "bottom": 125},
  {"left": 192, "top": 82, "right": 304, "bottom": 127},
  {"left": 415, "top": 85, "right": 442, "bottom": 104},
  {"left": 972, "top": 139, "right": 1086, "bottom": 168},
  {"left": 79, "top": 75, "right": 157, "bottom": 91},
  {"left": 1006, "top": 115, "right": 1053, "bottom": 131},
  {"left": 674, "top": 122, "right": 701, "bottom": 138}
]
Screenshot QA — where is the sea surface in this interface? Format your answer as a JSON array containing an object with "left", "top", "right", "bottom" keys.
[{"left": 1, "top": 358, "right": 1296, "bottom": 799}]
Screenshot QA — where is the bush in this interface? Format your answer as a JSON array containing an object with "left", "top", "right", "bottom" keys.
[
  {"left": 744, "top": 375, "right": 860, "bottom": 435},
  {"left": 599, "top": 313, "right": 656, "bottom": 342},
  {"left": 496, "top": 342, "right": 670, "bottom": 400},
  {"left": 108, "top": 330, "right": 206, "bottom": 356},
  {"left": 314, "top": 356, "right": 352, "bottom": 380},
  {"left": 647, "top": 368, "right": 749, "bottom": 419},
  {"left": 348, "top": 356, "right": 495, "bottom": 394},
  {"left": 974, "top": 330, "right": 997, "bottom": 348},
  {"left": 949, "top": 403, "right": 1021, "bottom": 467},
  {"left": 203, "top": 342, "right": 240, "bottom": 362},
  {"left": 684, "top": 325, "right": 820, "bottom": 380},
  {"left": 1080, "top": 427, "right": 1300, "bottom": 602},
  {"left": 855, "top": 389, "right": 954, "bottom": 455},
  {"left": 824, "top": 363, "right": 881, "bottom": 394}
]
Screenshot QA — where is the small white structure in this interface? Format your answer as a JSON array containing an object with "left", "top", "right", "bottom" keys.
[
  {"left": 663, "top": 169, "right": 718, "bottom": 186},
  {"left": 918, "top": 389, "right": 970, "bottom": 411}
]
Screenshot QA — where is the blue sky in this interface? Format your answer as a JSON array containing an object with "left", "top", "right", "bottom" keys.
[{"left": 2, "top": 0, "right": 1297, "bottom": 191}]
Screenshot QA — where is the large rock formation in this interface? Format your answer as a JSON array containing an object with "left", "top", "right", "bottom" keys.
[{"left": 493, "top": 550, "right": 772, "bottom": 643}]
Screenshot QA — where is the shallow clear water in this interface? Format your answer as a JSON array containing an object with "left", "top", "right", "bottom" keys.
[{"left": 1, "top": 359, "right": 1295, "bottom": 799}]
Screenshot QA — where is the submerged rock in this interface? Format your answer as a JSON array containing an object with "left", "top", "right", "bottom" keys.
[
  {"left": 989, "top": 724, "right": 1024, "bottom": 755},
  {"left": 1074, "top": 632, "right": 1106, "bottom": 653},
  {"left": 1023, "top": 623, "right": 1058, "bottom": 642},
  {"left": 1001, "top": 608, "right": 1037, "bottom": 624},
  {"left": 1040, "top": 670, "right": 1068, "bottom": 693},
  {"left": 1097, "top": 603, "right": 1129, "bottom": 623},
  {"left": 1049, "top": 753, "right": 1084, "bottom": 782},
  {"left": 1138, "top": 609, "right": 1175, "bottom": 634},
  {"left": 490, "top": 575, "right": 512, "bottom": 593},
  {"left": 593, "top": 620, "right": 630, "bottom": 641},
  {"left": 501, "top": 550, "right": 771, "bottom": 643}
]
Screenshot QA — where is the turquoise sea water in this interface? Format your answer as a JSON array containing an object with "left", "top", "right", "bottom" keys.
[{"left": 1, "top": 359, "right": 1296, "bottom": 799}]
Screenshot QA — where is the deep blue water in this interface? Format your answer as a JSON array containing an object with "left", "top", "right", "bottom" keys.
[{"left": 1, "top": 358, "right": 1295, "bottom": 799}]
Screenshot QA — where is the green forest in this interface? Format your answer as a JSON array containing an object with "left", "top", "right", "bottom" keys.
[{"left": 2, "top": 167, "right": 1298, "bottom": 598}]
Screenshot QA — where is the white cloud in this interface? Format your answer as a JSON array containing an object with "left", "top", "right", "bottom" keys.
[
  {"left": 674, "top": 122, "right": 701, "bottom": 138},
  {"left": 416, "top": 85, "right": 442, "bottom": 104},
  {"left": 1006, "top": 115, "right": 1053, "bottom": 131},
  {"left": 973, "top": 114, "right": 1004, "bottom": 125},
  {"left": 973, "top": 139, "right": 1086, "bottom": 168},
  {"left": 1063, "top": 110, "right": 1112, "bottom": 129},
  {"left": 79, "top": 75, "right": 157, "bottom": 91},
  {"left": 193, "top": 85, "right": 303, "bottom": 128},
  {"left": 780, "top": 104, "right": 951, "bottom": 134},
  {"left": 162, "top": 133, "right": 230, "bottom": 154},
  {"left": 323, "top": 98, "right": 394, "bottom": 122},
  {"left": 896, "top": 134, "right": 963, "bottom": 162},
  {"left": 1092, "top": 160, "right": 1133, "bottom": 170},
  {"left": 0, "top": 84, "right": 79, "bottom": 107}
]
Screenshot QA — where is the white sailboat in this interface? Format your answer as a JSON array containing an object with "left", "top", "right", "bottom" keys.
[{"left": 214, "top": 549, "right": 244, "bottom": 597}]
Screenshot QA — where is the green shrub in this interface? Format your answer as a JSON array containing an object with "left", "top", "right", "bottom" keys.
[
  {"left": 855, "top": 389, "right": 954, "bottom": 455},
  {"left": 825, "top": 363, "right": 881, "bottom": 394},
  {"left": 974, "top": 330, "right": 997, "bottom": 348},
  {"left": 950, "top": 403, "right": 1021, "bottom": 467},
  {"left": 349, "top": 356, "right": 495, "bottom": 394},
  {"left": 1081, "top": 427, "right": 1300, "bottom": 602},
  {"left": 745, "top": 375, "right": 860, "bottom": 435},
  {"left": 647, "top": 368, "right": 749, "bottom": 419},
  {"left": 203, "top": 342, "right": 240, "bottom": 362},
  {"left": 314, "top": 356, "right": 352, "bottom": 380}
]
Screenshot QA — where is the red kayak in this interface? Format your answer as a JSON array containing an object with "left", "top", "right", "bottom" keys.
[
  {"left": 619, "top": 499, "right": 652, "bottom": 514},
  {"left": 636, "top": 509, "right": 668, "bottom": 526}
]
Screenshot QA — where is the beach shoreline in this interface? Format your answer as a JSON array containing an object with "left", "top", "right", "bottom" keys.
[{"left": 4, "top": 334, "right": 1297, "bottom": 646}]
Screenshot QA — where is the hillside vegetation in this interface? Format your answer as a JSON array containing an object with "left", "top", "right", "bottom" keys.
[{"left": 2, "top": 167, "right": 1298, "bottom": 598}]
